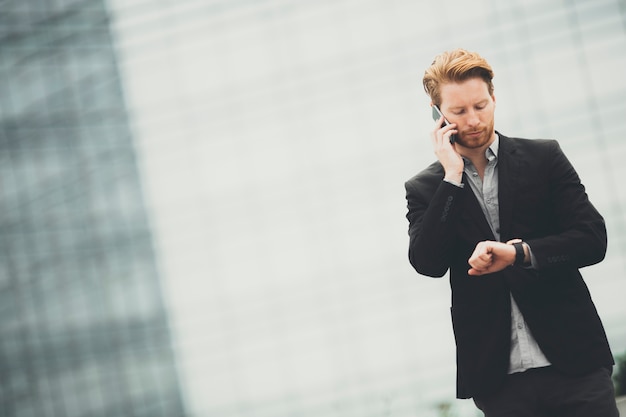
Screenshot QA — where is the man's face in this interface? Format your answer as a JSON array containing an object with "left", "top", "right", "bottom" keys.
[{"left": 439, "top": 77, "right": 496, "bottom": 150}]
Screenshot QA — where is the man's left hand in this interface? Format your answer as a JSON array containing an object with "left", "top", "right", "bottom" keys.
[{"left": 467, "top": 240, "right": 516, "bottom": 276}]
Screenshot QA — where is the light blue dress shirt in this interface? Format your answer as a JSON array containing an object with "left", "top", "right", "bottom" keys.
[{"left": 451, "top": 135, "right": 551, "bottom": 374}]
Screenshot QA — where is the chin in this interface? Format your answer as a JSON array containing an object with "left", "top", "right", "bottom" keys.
[
  {"left": 457, "top": 138, "right": 484, "bottom": 149},
  {"left": 458, "top": 131, "right": 492, "bottom": 148}
]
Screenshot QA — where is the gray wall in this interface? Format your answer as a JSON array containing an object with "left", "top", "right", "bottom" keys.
[{"left": 1, "top": 0, "right": 625, "bottom": 416}]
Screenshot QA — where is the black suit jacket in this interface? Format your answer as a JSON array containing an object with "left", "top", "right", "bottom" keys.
[{"left": 405, "top": 133, "right": 614, "bottom": 399}]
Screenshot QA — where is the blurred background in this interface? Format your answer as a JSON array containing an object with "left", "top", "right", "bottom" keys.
[{"left": 1, "top": 0, "right": 626, "bottom": 416}]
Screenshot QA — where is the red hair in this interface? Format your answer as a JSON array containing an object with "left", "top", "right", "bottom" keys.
[{"left": 423, "top": 49, "right": 494, "bottom": 106}]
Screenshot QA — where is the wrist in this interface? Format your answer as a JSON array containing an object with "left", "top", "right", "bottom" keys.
[{"left": 511, "top": 241, "right": 530, "bottom": 266}]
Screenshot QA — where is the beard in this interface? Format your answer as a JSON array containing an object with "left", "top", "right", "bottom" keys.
[{"left": 456, "top": 120, "right": 495, "bottom": 149}]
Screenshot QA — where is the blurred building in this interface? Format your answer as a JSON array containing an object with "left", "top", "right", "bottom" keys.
[{"left": 0, "top": 1, "right": 185, "bottom": 416}]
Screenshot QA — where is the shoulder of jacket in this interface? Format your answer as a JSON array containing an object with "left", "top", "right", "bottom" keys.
[
  {"left": 406, "top": 161, "right": 443, "bottom": 185},
  {"left": 405, "top": 161, "right": 445, "bottom": 196},
  {"left": 499, "top": 133, "right": 558, "bottom": 147},
  {"left": 499, "top": 134, "right": 561, "bottom": 155}
]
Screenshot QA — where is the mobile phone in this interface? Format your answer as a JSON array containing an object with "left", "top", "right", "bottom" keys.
[{"left": 431, "top": 105, "right": 457, "bottom": 143}]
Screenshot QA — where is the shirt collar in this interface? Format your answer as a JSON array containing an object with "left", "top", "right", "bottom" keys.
[{"left": 487, "top": 134, "right": 499, "bottom": 161}]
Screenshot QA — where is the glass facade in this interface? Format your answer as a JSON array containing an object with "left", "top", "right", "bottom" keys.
[
  {"left": 0, "top": 1, "right": 184, "bottom": 416},
  {"left": 2, "top": 0, "right": 626, "bottom": 416}
]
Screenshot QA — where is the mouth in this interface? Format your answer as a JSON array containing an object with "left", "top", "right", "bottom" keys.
[{"left": 466, "top": 131, "right": 483, "bottom": 138}]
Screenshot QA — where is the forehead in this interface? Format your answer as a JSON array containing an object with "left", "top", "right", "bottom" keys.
[{"left": 440, "top": 78, "right": 492, "bottom": 107}]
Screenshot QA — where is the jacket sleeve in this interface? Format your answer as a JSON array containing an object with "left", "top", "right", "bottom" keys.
[
  {"left": 525, "top": 140, "right": 607, "bottom": 270},
  {"left": 405, "top": 172, "right": 466, "bottom": 277}
]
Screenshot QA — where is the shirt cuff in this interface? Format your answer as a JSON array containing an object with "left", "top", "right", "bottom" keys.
[
  {"left": 525, "top": 243, "right": 538, "bottom": 269},
  {"left": 443, "top": 178, "right": 464, "bottom": 188}
]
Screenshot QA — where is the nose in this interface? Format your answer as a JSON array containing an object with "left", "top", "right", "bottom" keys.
[{"left": 466, "top": 109, "right": 480, "bottom": 127}]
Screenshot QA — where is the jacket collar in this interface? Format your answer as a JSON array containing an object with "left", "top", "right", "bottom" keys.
[{"left": 495, "top": 132, "right": 519, "bottom": 242}]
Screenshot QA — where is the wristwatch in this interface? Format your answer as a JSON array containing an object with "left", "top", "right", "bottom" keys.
[{"left": 512, "top": 242, "right": 526, "bottom": 266}]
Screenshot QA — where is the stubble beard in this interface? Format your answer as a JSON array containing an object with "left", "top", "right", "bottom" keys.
[{"left": 457, "top": 121, "right": 495, "bottom": 149}]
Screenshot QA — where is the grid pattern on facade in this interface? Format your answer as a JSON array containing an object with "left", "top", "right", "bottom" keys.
[
  {"left": 0, "top": 1, "right": 184, "bottom": 416},
  {"left": 105, "top": 0, "right": 626, "bottom": 416}
]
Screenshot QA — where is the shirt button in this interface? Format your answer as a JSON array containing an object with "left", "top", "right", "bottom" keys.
[{"left": 517, "top": 323, "right": 524, "bottom": 330}]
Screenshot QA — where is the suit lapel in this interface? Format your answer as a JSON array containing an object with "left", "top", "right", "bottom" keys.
[
  {"left": 461, "top": 172, "right": 496, "bottom": 240},
  {"left": 497, "top": 134, "right": 517, "bottom": 242},
  {"left": 458, "top": 134, "right": 525, "bottom": 242}
]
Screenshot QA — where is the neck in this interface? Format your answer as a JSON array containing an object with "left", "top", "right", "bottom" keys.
[{"left": 457, "top": 131, "right": 497, "bottom": 178}]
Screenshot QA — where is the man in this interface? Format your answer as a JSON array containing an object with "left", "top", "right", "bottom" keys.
[{"left": 405, "top": 48, "right": 619, "bottom": 416}]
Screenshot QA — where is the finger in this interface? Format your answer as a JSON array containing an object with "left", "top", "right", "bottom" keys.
[
  {"left": 469, "top": 242, "right": 490, "bottom": 259},
  {"left": 468, "top": 266, "right": 489, "bottom": 276},
  {"left": 468, "top": 256, "right": 492, "bottom": 273},
  {"left": 433, "top": 118, "right": 457, "bottom": 140},
  {"left": 468, "top": 256, "right": 495, "bottom": 275},
  {"left": 469, "top": 252, "right": 491, "bottom": 265},
  {"left": 468, "top": 242, "right": 493, "bottom": 268},
  {"left": 433, "top": 116, "right": 444, "bottom": 131},
  {"left": 445, "top": 129, "right": 458, "bottom": 143},
  {"left": 432, "top": 117, "right": 445, "bottom": 144}
]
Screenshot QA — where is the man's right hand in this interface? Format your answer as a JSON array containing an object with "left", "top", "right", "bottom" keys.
[{"left": 431, "top": 116, "right": 463, "bottom": 183}]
